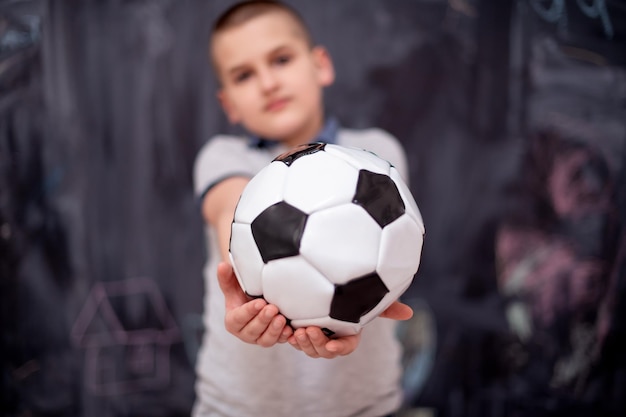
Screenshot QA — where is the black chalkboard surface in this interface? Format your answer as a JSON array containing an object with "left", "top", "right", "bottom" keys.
[{"left": 1, "top": 1, "right": 624, "bottom": 416}]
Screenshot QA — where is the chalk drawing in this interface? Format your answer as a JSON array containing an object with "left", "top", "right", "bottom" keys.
[
  {"left": 528, "top": 0, "right": 614, "bottom": 39},
  {"left": 71, "top": 277, "right": 181, "bottom": 396}
]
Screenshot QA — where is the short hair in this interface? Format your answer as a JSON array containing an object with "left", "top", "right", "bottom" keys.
[{"left": 211, "top": 0, "right": 314, "bottom": 48}]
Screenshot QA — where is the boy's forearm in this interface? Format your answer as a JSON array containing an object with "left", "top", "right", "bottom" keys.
[{"left": 202, "top": 176, "right": 250, "bottom": 262}]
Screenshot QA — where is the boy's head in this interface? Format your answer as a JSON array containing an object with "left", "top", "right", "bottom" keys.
[
  {"left": 210, "top": 1, "right": 335, "bottom": 148},
  {"left": 212, "top": 0, "right": 313, "bottom": 50}
]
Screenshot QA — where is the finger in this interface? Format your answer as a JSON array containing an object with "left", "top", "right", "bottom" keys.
[
  {"left": 324, "top": 333, "right": 361, "bottom": 356},
  {"left": 291, "top": 327, "right": 338, "bottom": 359},
  {"left": 225, "top": 298, "right": 266, "bottom": 335},
  {"left": 379, "top": 301, "right": 413, "bottom": 321},
  {"left": 217, "top": 262, "right": 249, "bottom": 309},
  {"left": 289, "top": 328, "right": 361, "bottom": 358},
  {"left": 239, "top": 304, "right": 280, "bottom": 342},
  {"left": 287, "top": 331, "right": 302, "bottom": 350},
  {"left": 291, "top": 328, "right": 320, "bottom": 358},
  {"left": 255, "top": 313, "right": 289, "bottom": 347},
  {"left": 287, "top": 336, "right": 301, "bottom": 350},
  {"left": 305, "top": 327, "right": 336, "bottom": 358},
  {"left": 278, "top": 324, "right": 294, "bottom": 344}
]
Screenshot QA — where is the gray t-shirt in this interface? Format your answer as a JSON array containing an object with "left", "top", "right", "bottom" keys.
[{"left": 192, "top": 127, "right": 409, "bottom": 417}]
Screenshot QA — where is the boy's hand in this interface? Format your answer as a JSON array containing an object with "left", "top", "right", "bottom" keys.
[
  {"left": 217, "top": 262, "right": 293, "bottom": 346},
  {"left": 217, "top": 261, "right": 413, "bottom": 354},
  {"left": 287, "top": 301, "right": 413, "bottom": 359},
  {"left": 288, "top": 327, "right": 361, "bottom": 359}
]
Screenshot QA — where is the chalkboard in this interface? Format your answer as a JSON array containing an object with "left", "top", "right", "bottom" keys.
[{"left": 1, "top": 0, "right": 624, "bottom": 416}]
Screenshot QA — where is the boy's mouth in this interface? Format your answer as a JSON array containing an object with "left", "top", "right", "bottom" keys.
[{"left": 265, "top": 97, "right": 290, "bottom": 112}]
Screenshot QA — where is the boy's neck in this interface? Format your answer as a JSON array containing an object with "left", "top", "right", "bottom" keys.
[
  {"left": 282, "top": 113, "right": 326, "bottom": 149},
  {"left": 250, "top": 117, "right": 338, "bottom": 149}
]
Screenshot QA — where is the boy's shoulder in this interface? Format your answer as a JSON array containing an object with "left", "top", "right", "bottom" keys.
[
  {"left": 337, "top": 126, "right": 398, "bottom": 146},
  {"left": 194, "top": 133, "right": 263, "bottom": 168},
  {"left": 197, "top": 133, "right": 250, "bottom": 157},
  {"left": 337, "top": 127, "right": 409, "bottom": 180},
  {"left": 192, "top": 133, "right": 269, "bottom": 196}
]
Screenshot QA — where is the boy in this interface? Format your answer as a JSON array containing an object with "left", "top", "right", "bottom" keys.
[{"left": 193, "top": 1, "right": 414, "bottom": 416}]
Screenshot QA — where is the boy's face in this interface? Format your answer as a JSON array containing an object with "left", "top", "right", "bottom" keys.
[{"left": 212, "top": 11, "right": 334, "bottom": 148}]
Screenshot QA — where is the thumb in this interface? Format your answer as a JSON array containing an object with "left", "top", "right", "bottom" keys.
[
  {"left": 216, "top": 262, "right": 249, "bottom": 307},
  {"left": 379, "top": 300, "right": 413, "bottom": 321}
]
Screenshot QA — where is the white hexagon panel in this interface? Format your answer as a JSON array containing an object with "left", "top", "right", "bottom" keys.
[
  {"left": 229, "top": 222, "right": 264, "bottom": 297},
  {"left": 282, "top": 150, "right": 358, "bottom": 214},
  {"left": 300, "top": 204, "right": 381, "bottom": 285},
  {"left": 324, "top": 144, "right": 392, "bottom": 176},
  {"left": 389, "top": 166, "right": 424, "bottom": 232},
  {"left": 376, "top": 213, "right": 424, "bottom": 288},
  {"left": 234, "top": 161, "right": 288, "bottom": 224},
  {"left": 262, "top": 256, "right": 334, "bottom": 320}
]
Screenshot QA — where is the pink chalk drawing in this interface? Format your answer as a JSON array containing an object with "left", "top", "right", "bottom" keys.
[
  {"left": 494, "top": 127, "right": 620, "bottom": 389},
  {"left": 71, "top": 277, "right": 181, "bottom": 396}
]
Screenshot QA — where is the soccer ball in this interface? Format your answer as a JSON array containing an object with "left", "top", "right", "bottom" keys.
[{"left": 229, "top": 142, "right": 425, "bottom": 337}]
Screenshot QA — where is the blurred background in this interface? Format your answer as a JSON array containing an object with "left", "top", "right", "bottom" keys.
[{"left": 1, "top": 0, "right": 625, "bottom": 416}]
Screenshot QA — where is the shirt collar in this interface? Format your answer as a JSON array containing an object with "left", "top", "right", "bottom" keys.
[{"left": 248, "top": 116, "right": 339, "bottom": 149}]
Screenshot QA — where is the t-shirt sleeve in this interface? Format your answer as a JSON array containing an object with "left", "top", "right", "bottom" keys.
[{"left": 192, "top": 135, "right": 257, "bottom": 200}]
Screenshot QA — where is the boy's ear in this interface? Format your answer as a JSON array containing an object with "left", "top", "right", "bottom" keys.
[
  {"left": 312, "top": 46, "right": 335, "bottom": 87},
  {"left": 217, "top": 90, "right": 241, "bottom": 124}
]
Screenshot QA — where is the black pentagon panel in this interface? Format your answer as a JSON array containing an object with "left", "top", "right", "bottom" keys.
[
  {"left": 330, "top": 273, "right": 389, "bottom": 323},
  {"left": 251, "top": 201, "right": 308, "bottom": 263},
  {"left": 245, "top": 292, "right": 264, "bottom": 299},
  {"left": 321, "top": 328, "right": 335, "bottom": 337},
  {"left": 352, "top": 170, "right": 405, "bottom": 227},
  {"left": 273, "top": 142, "right": 326, "bottom": 166}
]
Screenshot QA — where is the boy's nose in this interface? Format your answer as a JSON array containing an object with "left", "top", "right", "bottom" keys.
[{"left": 258, "top": 68, "right": 279, "bottom": 93}]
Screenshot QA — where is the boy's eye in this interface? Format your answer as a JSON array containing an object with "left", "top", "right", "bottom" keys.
[
  {"left": 273, "top": 54, "right": 291, "bottom": 66},
  {"left": 233, "top": 70, "right": 252, "bottom": 83}
]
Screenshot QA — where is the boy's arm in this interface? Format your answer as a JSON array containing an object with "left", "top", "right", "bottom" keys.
[{"left": 202, "top": 177, "right": 293, "bottom": 346}]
